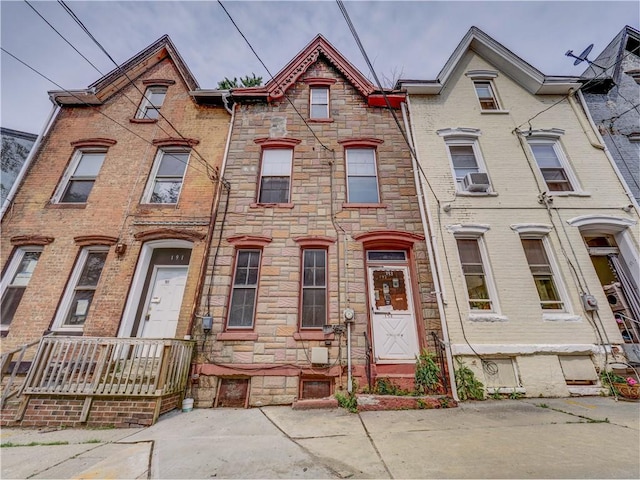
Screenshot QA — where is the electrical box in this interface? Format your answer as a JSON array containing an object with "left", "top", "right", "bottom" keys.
[
  {"left": 202, "top": 316, "right": 213, "bottom": 332},
  {"left": 311, "top": 347, "right": 329, "bottom": 365},
  {"left": 581, "top": 294, "right": 598, "bottom": 312}
]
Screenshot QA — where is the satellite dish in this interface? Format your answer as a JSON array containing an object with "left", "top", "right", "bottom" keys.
[{"left": 565, "top": 43, "right": 594, "bottom": 65}]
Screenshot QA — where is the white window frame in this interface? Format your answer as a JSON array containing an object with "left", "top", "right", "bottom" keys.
[
  {"left": 0, "top": 247, "right": 43, "bottom": 332},
  {"left": 345, "top": 148, "right": 380, "bottom": 203},
  {"left": 437, "top": 128, "right": 492, "bottom": 194},
  {"left": 52, "top": 149, "right": 106, "bottom": 204},
  {"left": 142, "top": 148, "right": 190, "bottom": 204},
  {"left": 511, "top": 224, "right": 574, "bottom": 318},
  {"left": 52, "top": 246, "right": 109, "bottom": 332},
  {"left": 310, "top": 86, "right": 329, "bottom": 119},
  {"left": 526, "top": 129, "right": 582, "bottom": 195},
  {"left": 447, "top": 224, "right": 504, "bottom": 321},
  {"left": 257, "top": 148, "right": 293, "bottom": 204},
  {"left": 465, "top": 70, "right": 506, "bottom": 112},
  {"left": 136, "top": 86, "right": 167, "bottom": 119}
]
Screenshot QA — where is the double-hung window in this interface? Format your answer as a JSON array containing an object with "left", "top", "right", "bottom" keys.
[
  {"left": 310, "top": 87, "right": 329, "bottom": 119},
  {"left": 1, "top": 248, "right": 42, "bottom": 330},
  {"left": 301, "top": 249, "right": 327, "bottom": 328},
  {"left": 53, "top": 247, "right": 108, "bottom": 330},
  {"left": 55, "top": 150, "right": 106, "bottom": 203},
  {"left": 529, "top": 142, "right": 573, "bottom": 192},
  {"left": 346, "top": 148, "right": 379, "bottom": 203},
  {"left": 136, "top": 86, "right": 167, "bottom": 120},
  {"left": 228, "top": 250, "right": 261, "bottom": 328},
  {"left": 521, "top": 238, "right": 564, "bottom": 310},
  {"left": 450, "top": 145, "right": 480, "bottom": 187},
  {"left": 144, "top": 149, "right": 189, "bottom": 204},
  {"left": 473, "top": 81, "right": 499, "bottom": 110},
  {"left": 456, "top": 238, "right": 493, "bottom": 311},
  {"left": 438, "top": 128, "right": 491, "bottom": 193},
  {"left": 258, "top": 149, "right": 292, "bottom": 203}
]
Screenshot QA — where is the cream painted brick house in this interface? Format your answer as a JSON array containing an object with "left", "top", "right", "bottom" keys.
[{"left": 400, "top": 27, "right": 640, "bottom": 398}]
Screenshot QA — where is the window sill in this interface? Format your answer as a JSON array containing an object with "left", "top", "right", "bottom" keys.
[
  {"left": 51, "top": 329, "right": 83, "bottom": 335},
  {"left": 480, "top": 109, "right": 510, "bottom": 114},
  {"left": 307, "top": 118, "right": 334, "bottom": 123},
  {"left": 294, "top": 331, "right": 334, "bottom": 341},
  {"left": 455, "top": 191, "right": 498, "bottom": 197},
  {"left": 250, "top": 202, "right": 294, "bottom": 209},
  {"left": 342, "top": 202, "right": 387, "bottom": 209},
  {"left": 217, "top": 331, "right": 258, "bottom": 341},
  {"left": 468, "top": 313, "right": 509, "bottom": 322},
  {"left": 138, "top": 202, "right": 179, "bottom": 208},
  {"left": 47, "top": 203, "right": 87, "bottom": 209},
  {"left": 546, "top": 191, "right": 591, "bottom": 197},
  {"left": 130, "top": 118, "right": 158, "bottom": 124},
  {"left": 542, "top": 313, "right": 582, "bottom": 322}
]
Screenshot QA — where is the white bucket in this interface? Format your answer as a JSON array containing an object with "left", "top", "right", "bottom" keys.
[{"left": 182, "top": 397, "right": 194, "bottom": 412}]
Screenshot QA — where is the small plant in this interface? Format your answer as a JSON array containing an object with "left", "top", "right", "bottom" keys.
[
  {"left": 1, "top": 440, "right": 69, "bottom": 448},
  {"left": 538, "top": 403, "right": 549, "bottom": 408},
  {"left": 374, "top": 377, "right": 411, "bottom": 396},
  {"left": 508, "top": 388, "right": 523, "bottom": 400},
  {"left": 335, "top": 390, "right": 358, "bottom": 413},
  {"left": 415, "top": 349, "right": 442, "bottom": 395},
  {"left": 454, "top": 358, "right": 485, "bottom": 401},
  {"left": 489, "top": 389, "right": 502, "bottom": 400},
  {"left": 439, "top": 397, "right": 451, "bottom": 408},
  {"left": 599, "top": 370, "right": 626, "bottom": 395}
]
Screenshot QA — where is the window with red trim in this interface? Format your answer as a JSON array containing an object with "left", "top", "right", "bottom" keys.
[
  {"left": 258, "top": 148, "right": 293, "bottom": 203},
  {"left": 301, "top": 249, "right": 327, "bottom": 328},
  {"left": 346, "top": 148, "right": 380, "bottom": 203},
  {"left": 227, "top": 249, "right": 261, "bottom": 328},
  {"left": 310, "top": 87, "right": 329, "bottom": 119}
]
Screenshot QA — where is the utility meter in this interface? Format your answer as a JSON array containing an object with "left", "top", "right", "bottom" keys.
[
  {"left": 343, "top": 308, "right": 355, "bottom": 322},
  {"left": 581, "top": 294, "right": 598, "bottom": 312}
]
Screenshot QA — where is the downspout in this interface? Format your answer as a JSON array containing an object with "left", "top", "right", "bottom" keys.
[
  {"left": 401, "top": 98, "right": 459, "bottom": 401},
  {"left": 1, "top": 103, "right": 60, "bottom": 221},
  {"left": 188, "top": 95, "right": 236, "bottom": 335},
  {"left": 573, "top": 89, "right": 640, "bottom": 215}
]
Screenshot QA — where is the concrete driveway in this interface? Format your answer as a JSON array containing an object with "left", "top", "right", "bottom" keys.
[{"left": 1, "top": 396, "right": 638, "bottom": 479}]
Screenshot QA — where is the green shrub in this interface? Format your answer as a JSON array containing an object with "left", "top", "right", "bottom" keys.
[
  {"left": 335, "top": 390, "right": 358, "bottom": 413},
  {"left": 415, "top": 349, "right": 442, "bottom": 394},
  {"left": 454, "top": 359, "right": 485, "bottom": 400}
]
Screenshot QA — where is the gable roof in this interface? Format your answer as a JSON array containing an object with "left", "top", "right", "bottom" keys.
[
  {"left": 49, "top": 35, "right": 199, "bottom": 106},
  {"left": 399, "top": 26, "right": 581, "bottom": 95},
  {"left": 231, "top": 34, "right": 376, "bottom": 101}
]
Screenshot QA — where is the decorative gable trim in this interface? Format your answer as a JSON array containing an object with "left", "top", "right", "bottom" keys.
[
  {"left": 303, "top": 78, "right": 337, "bottom": 86},
  {"left": 233, "top": 35, "right": 375, "bottom": 101}
]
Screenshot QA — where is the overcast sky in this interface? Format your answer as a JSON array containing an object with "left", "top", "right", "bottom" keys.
[{"left": 1, "top": 1, "right": 638, "bottom": 134}]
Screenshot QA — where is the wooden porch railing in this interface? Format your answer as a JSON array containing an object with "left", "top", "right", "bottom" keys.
[
  {"left": 1, "top": 338, "right": 42, "bottom": 408},
  {"left": 20, "top": 337, "right": 194, "bottom": 397}
]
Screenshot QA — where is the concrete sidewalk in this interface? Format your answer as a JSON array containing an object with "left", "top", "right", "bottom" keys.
[{"left": 1, "top": 396, "right": 638, "bottom": 479}]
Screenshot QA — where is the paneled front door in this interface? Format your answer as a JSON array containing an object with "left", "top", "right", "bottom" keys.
[
  {"left": 367, "top": 265, "right": 420, "bottom": 362},
  {"left": 139, "top": 266, "right": 188, "bottom": 339}
]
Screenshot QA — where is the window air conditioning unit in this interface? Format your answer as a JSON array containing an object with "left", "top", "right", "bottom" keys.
[
  {"left": 462, "top": 172, "right": 491, "bottom": 192},
  {"left": 604, "top": 282, "right": 629, "bottom": 312}
]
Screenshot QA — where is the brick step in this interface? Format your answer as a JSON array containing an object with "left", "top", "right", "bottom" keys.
[{"left": 291, "top": 397, "right": 339, "bottom": 410}]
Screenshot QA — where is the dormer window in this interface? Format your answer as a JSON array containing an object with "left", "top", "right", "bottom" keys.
[{"left": 136, "top": 86, "right": 167, "bottom": 119}]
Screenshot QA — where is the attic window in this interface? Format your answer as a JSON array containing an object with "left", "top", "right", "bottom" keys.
[
  {"left": 136, "top": 86, "right": 167, "bottom": 120},
  {"left": 466, "top": 71, "right": 501, "bottom": 111},
  {"left": 305, "top": 78, "right": 336, "bottom": 122}
]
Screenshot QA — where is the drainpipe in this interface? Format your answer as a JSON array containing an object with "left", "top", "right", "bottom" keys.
[
  {"left": 1, "top": 103, "right": 60, "bottom": 221},
  {"left": 401, "top": 98, "right": 459, "bottom": 401},
  {"left": 573, "top": 89, "right": 640, "bottom": 215}
]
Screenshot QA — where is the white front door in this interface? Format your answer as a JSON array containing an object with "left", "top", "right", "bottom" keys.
[
  {"left": 368, "top": 266, "right": 420, "bottom": 362},
  {"left": 139, "top": 266, "right": 188, "bottom": 339}
]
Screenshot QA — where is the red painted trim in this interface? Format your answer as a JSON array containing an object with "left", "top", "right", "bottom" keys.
[
  {"left": 250, "top": 203, "right": 295, "bottom": 209},
  {"left": 353, "top": 230, "right": 425, "bottom": 248},
  {"left": 70, "top": 138, "right": 117, "bottom": 148},
  {"left": 293, "top": 331, "right": 334, "bottom": 341},
  {"left": 303, "top": 77, "right": 337, "bottom": 86},
  {"left": 142, "top": 79, "right": 176, "bottom": 86},
  {"left": 152, "top": 137, "right": 199, "bottom": 147},
  {"left": 134, "top": 229, "right": 205, "bottom": 242},
  {"left": 194, "top": 363, "right": 342, "bottom": 377},
  {"left": 10, "top": 235, "right": 54, "bottom": 246},
  {"left": 74, "top": 235, "right": 118, "bottom": 246},
  {"left": 293, "top": 236, "right": 336, "bottom": 248},
  {"left": 226, "top": 235, "right": 272, "bottom": 247},
  {"left": 342, "top": 203, "right": 387, "bottom": 209},
  {"left": 338, "top": 138, "right": 384, "bottom": 148},
  {"left": 254, "top": 137, "right": 301, "bottom": 148},
  {"left": 217, "top": 332, "right": 258, "bottom": 341},
  {"left": 367, "top": 94, "right": 405, "bottom": 109}
]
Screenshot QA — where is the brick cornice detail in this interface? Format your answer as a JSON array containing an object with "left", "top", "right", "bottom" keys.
[
  {"left": 152, "top": 137, "right": 200, "bottom": 147},
  {"left": 74, "top": 235, "right": 119, "bottom": 246},
  {"left": 142, "top": 78, "right": 176, "bottom": 86},
  {"left": 10, "top": 235, "right": 54, "bottom": 246},
  {"left": 353, "top": 229, "right": 425, "bottom": 248},
  {"left": 293, "top": 236, "right": 336, "bottom": 248},
  {"left": 254, "top": 137, "right": 301, "bottom": 148},
  {"left": 338, "top": 138, "right": 384, "bottom": 148},
  {"left": 303, "top": 77, "right": 337, "bottom": 86},
  {"left": 134, "top": 229, "right": 205, "bottom": 242},
  {"left": 226, "top": 235, "right": 273, "bottom": 247},
  {"left": 70, "top": 138, "right": 117, "bottom": 148}
]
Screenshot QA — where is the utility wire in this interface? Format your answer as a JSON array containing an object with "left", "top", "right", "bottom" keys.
[
  {"left": 217, "top": 0, "right": 333, "bottom": 152},
  {"left": 57, "top": 0, "right": 220, "bottom": 180},
  {"left": 0, "top": 47, "right": 213, "bottom": 180}
]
